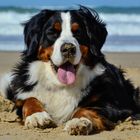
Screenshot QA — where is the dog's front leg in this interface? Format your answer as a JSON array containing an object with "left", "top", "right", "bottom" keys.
[
  {"left": 65, "top": 107, "right": 114, "bottom": 135},
  {"left": 16, "top": 97, "right": 56, "bottom": 129}
]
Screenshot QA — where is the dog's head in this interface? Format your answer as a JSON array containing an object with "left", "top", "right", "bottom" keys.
[{"left": 23, "top": 6, "right": 107, "bottom": 85}]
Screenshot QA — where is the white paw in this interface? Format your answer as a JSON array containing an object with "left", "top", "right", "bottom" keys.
[
  {"left": 64, "top": 117, "right": 93, "bottom": 135},
  {"left": 25, "top": 111, "right": 56, "bottom": 129}
]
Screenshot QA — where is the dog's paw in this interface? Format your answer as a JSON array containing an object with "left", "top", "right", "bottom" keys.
[
  {"left": 64, "top": 117, "right": 93, "bottom": 135},
  {"left": 25, "top": 111, "right": 56, "bottom": 129}
]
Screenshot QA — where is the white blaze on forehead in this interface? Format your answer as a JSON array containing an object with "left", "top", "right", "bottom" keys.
[
  {"left": 61, "top": 12, "right": 72, "bottom": 37},
  {"left": 51, "top": 12, "right": 81, "bottom": 66}
]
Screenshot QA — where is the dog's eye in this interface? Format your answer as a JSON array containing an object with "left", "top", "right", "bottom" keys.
[{"left": 46, "top": 28, "right": 60, "bottom": 40}]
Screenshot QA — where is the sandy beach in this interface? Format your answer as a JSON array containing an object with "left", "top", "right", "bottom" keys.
[{"left": 0, "top": 51, "right": 140, "bottom": 140}]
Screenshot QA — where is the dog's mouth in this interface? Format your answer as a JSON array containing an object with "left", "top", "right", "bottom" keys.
[{"left": 51, "top": 61, "right": 78, "bottom": 85}]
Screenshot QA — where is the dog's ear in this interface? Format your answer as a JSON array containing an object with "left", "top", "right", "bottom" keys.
[
  {"left": 23, "top": 10, "right": 55, "bottom": 57},
  {"left": 78, "top": 6, "right": 107, "bottom": 56}
]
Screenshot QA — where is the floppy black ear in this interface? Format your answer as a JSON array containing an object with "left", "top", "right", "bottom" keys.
[
  {"left": 23, "top": 10, "right": 55, "bottom": 57},
  {"left": 78, "top": 6, "right": 107, "bottom": 56}
]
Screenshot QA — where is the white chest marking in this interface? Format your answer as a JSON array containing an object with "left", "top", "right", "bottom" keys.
[{"left": 16, "top": 61, "right": 105, "bottom": 124}]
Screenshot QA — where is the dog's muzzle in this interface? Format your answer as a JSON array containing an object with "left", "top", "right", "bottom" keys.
[{"left": 61, "top": 43, "right": 76, "bottom": 60}]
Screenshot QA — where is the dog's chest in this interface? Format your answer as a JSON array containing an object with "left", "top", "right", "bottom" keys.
[
  {"left": 30, "top": 86, "right": 83, "bottom": 124},
  {"left": 47, "top": 90, "right": 82, "bottom": 123}
]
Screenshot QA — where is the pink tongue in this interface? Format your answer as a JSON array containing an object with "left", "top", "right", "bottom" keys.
[{"left": 57, "top": 63, "right": 76, "bottom": 85}]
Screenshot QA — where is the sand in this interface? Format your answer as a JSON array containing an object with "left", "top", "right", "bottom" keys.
[{"left": 0, "top": 51, "right": 140, "bottom": 140}]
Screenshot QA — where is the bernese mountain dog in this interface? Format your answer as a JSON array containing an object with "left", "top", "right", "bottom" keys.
[{"left": 0, "top": 6, "right": 140, "bottom": 135}]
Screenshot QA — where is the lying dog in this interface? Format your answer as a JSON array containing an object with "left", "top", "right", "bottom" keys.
[{"left": 0, "top": 6, "right": 140, "bottom": 135}]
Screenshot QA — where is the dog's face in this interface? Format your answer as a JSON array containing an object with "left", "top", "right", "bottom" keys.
[{"left": 23, "top": 6, "right": 107, "bottom": 85}]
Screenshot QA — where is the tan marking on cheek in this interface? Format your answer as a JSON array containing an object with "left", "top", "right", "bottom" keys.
[
  {"left": 54, "top": 22, "right": 61, "bottom": 32},
  {"left": 38, "top": 46, "right": 53, "bottom": 62},
  {"left": 80, "top": 45, "right": 89, "bottom": 58},
  {"left": 71, "top": 23, "right": 79, "bottom": 32}
]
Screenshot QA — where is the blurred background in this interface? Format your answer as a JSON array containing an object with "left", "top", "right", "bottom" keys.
[{"left": 0, "top": 0, "right": 140, "bottom": 52}]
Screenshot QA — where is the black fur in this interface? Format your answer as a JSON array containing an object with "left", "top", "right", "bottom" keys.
[
  {"left": 78, "top": 6, "right": 107, "bottom": 56},
  {"left": 79, "top": 63, "right": 140, "bottom": 122}
]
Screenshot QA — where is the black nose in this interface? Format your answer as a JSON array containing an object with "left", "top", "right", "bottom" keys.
[{"left": 61, "top": 43, "right": 76, "bottom": 57}]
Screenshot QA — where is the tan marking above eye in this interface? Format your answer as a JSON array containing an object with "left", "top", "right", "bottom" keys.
[
  {"left": 71, "top": 23, "right": 79, "bottom": 32},
  {"left": 54, "top": 22, "right": 61, "bottom": 31}
]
